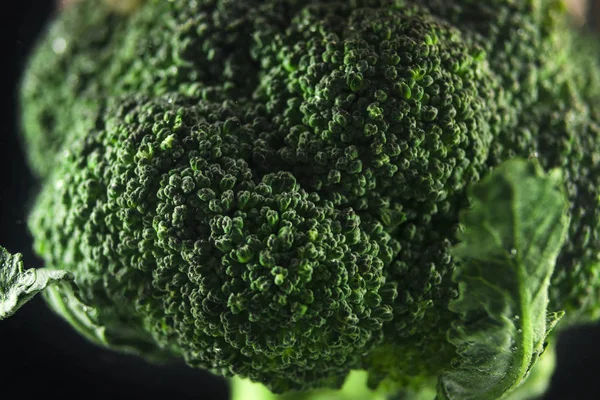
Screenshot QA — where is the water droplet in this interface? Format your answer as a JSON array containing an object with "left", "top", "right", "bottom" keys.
[{"left": 52, "top": 37, "right": 67, "bottom": 54}]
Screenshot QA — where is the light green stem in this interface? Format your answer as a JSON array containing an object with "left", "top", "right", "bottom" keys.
[{"left": 230, "top": 370, "right": 388, "bottom": 400}]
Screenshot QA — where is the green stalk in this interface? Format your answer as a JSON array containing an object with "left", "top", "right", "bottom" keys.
[{"left": 230, "top": 370, "right": 388, "bottom": 400}]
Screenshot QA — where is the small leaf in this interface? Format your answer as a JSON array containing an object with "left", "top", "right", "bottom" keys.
[
  {"left": 0, "top": 246, "right": 72, "bottom": 320},
  {"left": 436, "top": 159, "right": 570, "bottom": 400}
]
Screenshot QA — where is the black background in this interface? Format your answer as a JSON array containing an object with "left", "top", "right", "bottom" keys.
[{"left": 0, "top": 1, "right": 598, "bottom": 399}]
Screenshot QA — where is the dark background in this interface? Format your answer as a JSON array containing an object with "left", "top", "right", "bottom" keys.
[{"left": 0, "top": 1, "right": 598, "bottom": 399}]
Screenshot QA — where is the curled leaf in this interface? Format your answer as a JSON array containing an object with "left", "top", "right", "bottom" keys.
[{"left": 0, "top": 246, "right": 72, "bottom": 320}]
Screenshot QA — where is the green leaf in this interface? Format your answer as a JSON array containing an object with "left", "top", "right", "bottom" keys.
[
  {"left": 504, "top": 343, "right": 557, "bottom": 400},
  {"left": 0, "top": 246, "right": 72, "bottom": 320},
  {"left": 436, "top": 159, "right": 570, "bottom": 400},
  {"left": 43, "top": 282, "right": 175, "bottom": 362}
]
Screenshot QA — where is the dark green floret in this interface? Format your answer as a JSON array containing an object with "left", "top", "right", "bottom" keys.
[{"left": 30, "top": 94, "right": 401, "bottom": 392}]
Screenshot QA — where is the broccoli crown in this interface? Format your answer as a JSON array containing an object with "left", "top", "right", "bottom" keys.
[
  {"left": 20, "top": 0, "right": 600, "bottom": 394},
  {"left": 32, "top": 94, "right": 399, "bottom": 390}
]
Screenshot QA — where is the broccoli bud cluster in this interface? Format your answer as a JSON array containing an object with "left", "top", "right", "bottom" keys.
[{"left": 19, "top": 0, "right": 600, "bottom": 395}]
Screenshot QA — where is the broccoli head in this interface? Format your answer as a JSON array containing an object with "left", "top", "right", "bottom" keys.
[{"left": 4, "top": 0, "right": 600, "bottom": 399}]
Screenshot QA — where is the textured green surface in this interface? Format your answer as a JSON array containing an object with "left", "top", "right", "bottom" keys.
[{"left": 15, "top": 0, "right": 600, "bottom": 397}]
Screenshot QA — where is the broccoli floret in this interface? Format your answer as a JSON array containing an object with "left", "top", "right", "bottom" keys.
[
  {"left": 419, "top": 0, "right": 600, "bottom": 323},
  {"left": 251, "top": 1, "right": 505, "bottom": 387},
  {"left": 419, "top": 0, "right": 600, "bottom": 322},
  {"left": 31, "top": 93, "right": 400, "bottom": 391},
  {"left": 19, "top": 0, "right": 128, "bottom": 175},
  {"left": 5, "top": 0, "right": 600, "bottom": 399},
  {"left": 20, "top": 0, "right": 306, "bottom": 176}
]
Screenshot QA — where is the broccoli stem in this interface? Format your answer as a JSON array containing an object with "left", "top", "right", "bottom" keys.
[
  {"left": 230, "top": 371, "right": 388, "bottom": 400},
  {"left": 229, "top": 343, "right": 556, "bottom": 400}
]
